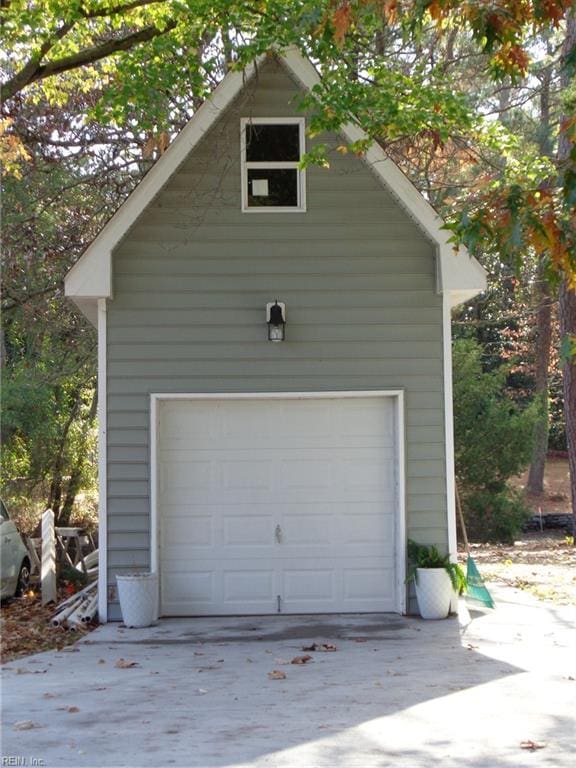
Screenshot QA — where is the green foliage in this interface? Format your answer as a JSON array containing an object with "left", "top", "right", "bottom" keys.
[
  {"left": 453, "top": 338, "right": 537, "bottom": 542},
  {"left": 0, "top": 122, "right": 107, "bottom": 527},
  {"left": 463, "top": 489, "right": 531, "bottom": 544},
  {"left": 406, "top": 540, "right": 467, "bottom": 593}
]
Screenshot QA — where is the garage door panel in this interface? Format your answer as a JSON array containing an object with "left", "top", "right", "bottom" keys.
[
  {"left": 335, "top": 400, "right": 395, "bottom": 438},
  {"left": 338, "top": 458, "right": 395, "bottom": 490},
  {"left": 276, "top": 402, "right": 332, "bottom": 437},
  {"left": 160, "top": 407, "right": 215, "bottom": 442},
  {"left": 162, "top": 570, "right": 215, "bottom": 607},
  {"left": 281, "top": 514, "right": 332, "bottom": 545},
  {"left": 223, "top": 516, "right": 273, "bottom": 546},
  {"left": 282, "top": 569, "right": 335, "bottom": 602},
  {"left": 338, "top": 510, "right": 394, "bottom": 545},
  {"left": 222, "top": 460, "right": 273, "bottom": 490},
  {"left": 343, "top": 564, "right": 395, "bottom": 600},
  {"left": 279, "top": 459, "right": 332, "bottom": 490},
  {"left": 161, "top": 460, "right": 212, "bottom": 492},
  {"left": 163, "top": 514, "right": 213, "bottom": 546},
  {"left": 223, "top": 569, "right": 275, "bottom": 603},
  {"left": 158, "top": 397, "right": 399, "bottom": 615}
]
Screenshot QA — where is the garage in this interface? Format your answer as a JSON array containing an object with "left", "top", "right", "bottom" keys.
[{"left": 155, "top": 393, "right": 403, "bottom": 616}]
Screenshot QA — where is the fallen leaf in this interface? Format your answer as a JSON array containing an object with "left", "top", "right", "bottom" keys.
[
  {"left": 67, "top": 706, "right": 80, "bottom": 713},
  {"left": 268, "top": 670, "right": 287, "bottom": 680},
  {"left": 520, "top": 741, "right": 546, "bottom": 751},
  {"left": 13, "top": 720, "right": 38, "bottom": 731},
  {"left": 466, "top": 643, "right": 479, "bottom": 650},
  {"left": 42, "top": 693, "right": 56, "bottom": 699},
  {"left": 97, "top": 659, "right": 106, "bottom": 664},
  {"left": 274, "top": 658, "right": 291, "bottom": 665},
  {"left": 303, "top": 643, "right": 337, "bottom": 652},
  {"left": 291, "top": 655, "right": 313, "bottom": 665},
  {"left": 114, "top": 658, "right": 139, "bottom": 668}
]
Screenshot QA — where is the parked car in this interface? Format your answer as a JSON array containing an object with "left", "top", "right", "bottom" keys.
[{"left": 1, "top": 499, "right": 31, "bottom": 599}]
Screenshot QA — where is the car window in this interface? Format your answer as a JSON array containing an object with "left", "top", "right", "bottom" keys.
[{"left": 0, "top": 500, "right": 9, "bottom": 522}]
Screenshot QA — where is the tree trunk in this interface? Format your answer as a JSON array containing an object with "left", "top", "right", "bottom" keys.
[
  {"left": 526, "top": 280, "right": 553, "bottom": 493},
  {"left": 558, "top": 11, "right": 576, "bottom": 534},
  {"left": 526, "top": 53, "right": 554, "bottom": 494},
  {"left": 559, "top": 282, "right": 576, "bottom": 532},
  {"left": 48, "top": 388, "right": 81, "bottom": 523},
  {"left": 59, "top": 387, "right": 98, "bottom": 526}
]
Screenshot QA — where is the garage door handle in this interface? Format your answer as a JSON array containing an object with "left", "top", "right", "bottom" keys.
[{"left": 275, "top": 525, "right": 283, "bottom": 544}]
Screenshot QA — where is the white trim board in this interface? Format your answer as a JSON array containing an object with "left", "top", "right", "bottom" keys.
[
  {"left": 97, "top": 299, "right": 108, "bottom": 622},
  {"left": 150, "top": 390, "right": 407, "bottom": 615},
  {"left": 442, "top": 294, "right": 458, "bottom": 561},
  {"left": 65, "top": 47, "right": 485, "bottom": 321}
]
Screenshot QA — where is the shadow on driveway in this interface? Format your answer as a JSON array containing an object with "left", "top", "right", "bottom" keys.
[{"left": 1, "top": 589, "right": 574, "bottom": 767}]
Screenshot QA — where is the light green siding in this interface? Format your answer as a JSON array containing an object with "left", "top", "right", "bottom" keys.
[{"left": 106, "top": 58, "right": 447, "bottom": 617}]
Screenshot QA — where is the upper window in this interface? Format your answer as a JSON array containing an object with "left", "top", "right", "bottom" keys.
[{"left": 241, "top": 118, "right": 306, "bottom": 212}]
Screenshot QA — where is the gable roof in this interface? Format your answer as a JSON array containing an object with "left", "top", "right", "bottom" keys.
[{"left": 65, "top": 47, "right": 486, "bottom": 324}]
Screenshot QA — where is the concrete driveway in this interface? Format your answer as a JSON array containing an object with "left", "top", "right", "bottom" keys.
[{"left": 1, "top": 585, "right": 574, "bottom": 768}]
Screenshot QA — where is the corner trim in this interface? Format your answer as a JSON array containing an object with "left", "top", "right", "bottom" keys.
[
  {"left": 442, "top": 295, "right": 458, "bottom": 560},
  {"left": 97, "top": 298, "right": 108, "bottom": 622}
]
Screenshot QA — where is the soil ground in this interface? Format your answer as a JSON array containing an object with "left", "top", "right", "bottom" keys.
[
  {"left": 511, "top": 456, "right": 572, "bottom": 515},
  {"left": 459, "top": 532, "right": 576, "bottom": 606}
]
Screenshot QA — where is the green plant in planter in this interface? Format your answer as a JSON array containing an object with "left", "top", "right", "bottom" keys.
[{"left": 406, "top": 539, "right": 467, "bottom": 594}]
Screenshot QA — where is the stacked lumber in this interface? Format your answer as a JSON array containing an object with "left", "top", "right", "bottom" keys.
[{"left": 50, "top": 581, "right": 98, "bottom": 628}]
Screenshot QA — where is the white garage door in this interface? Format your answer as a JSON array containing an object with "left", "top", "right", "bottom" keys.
[{"left": 157, "top": 396, "right": 399, "bottom": 615}]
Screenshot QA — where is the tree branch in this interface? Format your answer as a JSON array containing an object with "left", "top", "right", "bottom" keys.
[
  {"left": 2, "top": 18, "right": 177, "bottom": 103},
  {"left": 2, "top": 19, "right": 76, "bottom": 102},
  {"left": 79, "top": 0, "right": 169, "bottom": 19}
]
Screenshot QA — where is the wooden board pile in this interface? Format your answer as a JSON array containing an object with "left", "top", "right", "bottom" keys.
[{"left": 50, "top": 581, "right": 98, "bottom": 628}]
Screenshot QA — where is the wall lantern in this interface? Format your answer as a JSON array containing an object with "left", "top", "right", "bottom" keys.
[{"left": 266, "top": 301, "right": 286, "bottom": 342}]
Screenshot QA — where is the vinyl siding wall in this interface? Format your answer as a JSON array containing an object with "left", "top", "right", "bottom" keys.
[{"left": 106, "top": 58, "right": 447, "bottom": 617}]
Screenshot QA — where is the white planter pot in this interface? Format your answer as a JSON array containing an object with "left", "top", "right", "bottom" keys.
[
  {"left": 415, "top": 568, "right": 453, "bottom": 620},
  {"left": 116, "top": 573, "right": 158, "bottom": 628}
]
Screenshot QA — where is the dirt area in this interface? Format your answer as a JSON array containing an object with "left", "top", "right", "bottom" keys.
[
  {"left": 511, "top": 457, "right": 572, "bottom": 515},
  {"left": 0, "top": 590, "right": 92, "bottom": 664},
  {"left": 460, "top": 532, "right": 576, "bottom": 606}
]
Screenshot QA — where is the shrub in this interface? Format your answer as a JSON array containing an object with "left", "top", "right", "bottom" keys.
[
  {"left": 463, "top": 489, "right": 531, "bottom": 544},
  {"left": 453, "top": 338, "right": 536, "bottom": 543}
]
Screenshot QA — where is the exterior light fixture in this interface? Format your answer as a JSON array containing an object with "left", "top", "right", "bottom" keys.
[{"left": 266, "top": 301, "right": 286, "bottom": 342}]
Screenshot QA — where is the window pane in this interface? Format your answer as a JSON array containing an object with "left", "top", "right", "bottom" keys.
[
  {"left": 247, "top": 169, "right": 298, "bottom": 207},
  {"left": 245, "top": 124, "right": 300, "bottom": 162}
]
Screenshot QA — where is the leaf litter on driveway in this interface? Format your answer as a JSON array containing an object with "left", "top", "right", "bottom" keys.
[{"left": 302, "top": 642, "right": 338, "bottom": 652}]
